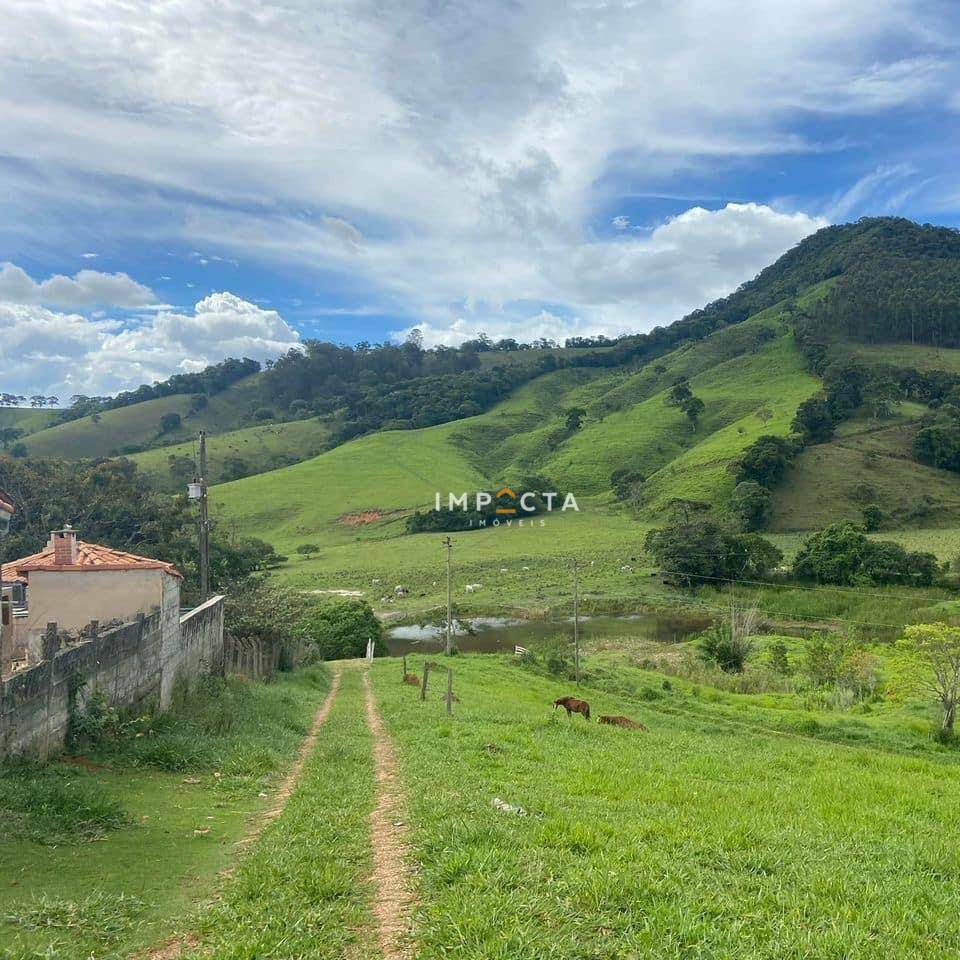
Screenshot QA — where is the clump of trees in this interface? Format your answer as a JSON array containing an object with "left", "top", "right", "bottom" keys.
[
  {"left": 793, "top": 521, "right": 939, "bottom": 586},
  {"left": 644, "top": 507, "right": 783, "bottom": 586}
]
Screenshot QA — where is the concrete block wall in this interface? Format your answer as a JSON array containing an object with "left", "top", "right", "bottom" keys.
[
  {"left": 0, "top": 595, "right": 225, "bottom": 759},
  {"left": 161, "top": 595, "right": 225, "bottom": 708}
]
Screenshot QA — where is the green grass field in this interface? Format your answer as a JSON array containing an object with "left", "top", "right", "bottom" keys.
[
  {"left": 20, "top": 374, "right": 273, "bottom": 461},
  {"left": 0, "top": 407, "right": 58, "bottom": 435},
  {"left": 367, "top": 653, "right": 960, "bottom": 958}
]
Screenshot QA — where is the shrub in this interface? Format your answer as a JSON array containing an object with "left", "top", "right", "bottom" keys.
[
  {"left": 296, "top": 543, "right": 321, "bottom": 556},
  {"left": 298, "top": 597, "right": 386, "bottom": 660},
  {"left": 696, "top": 621, "right": 754, "bottom": 673},
  {"left": 253, "top": 406, "right": 275, "bottom": 421}
]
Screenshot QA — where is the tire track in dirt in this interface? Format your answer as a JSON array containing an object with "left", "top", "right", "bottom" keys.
[
  {"left": 141, "top": 669, "right": 342, "bottom": 960},
  {"left": 362, "top": 669, "right": 415, "bottom": 960}
]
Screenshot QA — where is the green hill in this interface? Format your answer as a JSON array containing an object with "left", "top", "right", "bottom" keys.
[
  {"left": 129, "top": 417, "right": 334, "bottom": 491},
  {"left": 203, "top": 218, "right": 960, "bottom": 605}
]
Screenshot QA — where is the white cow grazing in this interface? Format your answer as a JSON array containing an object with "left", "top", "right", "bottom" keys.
[
  {"left": 394, "top": 585, "right": 409, "bottom": 596},
  {"left": 464, "top": 583, "right": 483, "bottom": 593}
]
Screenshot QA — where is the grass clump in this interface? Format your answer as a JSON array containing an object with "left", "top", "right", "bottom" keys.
[
  {"left": 0, "top": 763, "right": 127, "bottom": 845},
  {"left": 4, "top": 892, "right": 146, "bottom": 946}
]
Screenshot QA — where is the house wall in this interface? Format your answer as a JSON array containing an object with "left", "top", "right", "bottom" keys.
[
  {"left": 0, "top": 595, "right": 225, "bottom": 759},
  {"left": 22, "top": 568, "right": 165, "bottom": 638}
]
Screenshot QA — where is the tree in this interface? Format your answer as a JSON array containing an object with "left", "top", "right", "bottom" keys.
[
  {"left": 730, "top": 481, "right": 772, "bottom": 531},
  {"left": 863, "top": 375, "right": 901, "bottom": 420},
  {"left": 298, "top": 597, "right": 386, "bottom": 660},
  {"left": 666, "top": 379, "right": 693, "bottom": 408},
  {"left": 794, "top": 521, "right": 939, "bottom": 586},
  {"left": 899, "top": 622, "right": 960, "bottom": 736},
  {"left": 794, "top": 522, "right": 873, "bottom": 585},
  {"left": 734, "top": 435, "right": 799, "bottom": 488},
  {"left": 683, "top": 395, "right": 705, "bottom": 428},
  {"left": 159, "top": 412, "right": 182, "bottom": 433},
  {"left": 861, "top": 503, "right": 886, "bottom": 532},
  {"left": 564, "top": 407, "right": 587, "bottom": 432},
  {"left": 645, "top": 513, "right": 782, "bottom": 585},
  {"left": 223, "top": 578, "right": 313, "bottom": 672},
  {"left": 792, "top": 396, "right": 835, "bottom": 443}
]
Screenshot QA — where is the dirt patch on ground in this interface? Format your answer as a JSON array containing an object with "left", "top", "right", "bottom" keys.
[
  {"left": 139, "top": 671, "right": 342, "bottom": 960},
  {"left": 363, "top": 671, "right": 415, "bottom": 959},
  {"left": 340, "top": 509, "right": 385, "bottom": 527}
]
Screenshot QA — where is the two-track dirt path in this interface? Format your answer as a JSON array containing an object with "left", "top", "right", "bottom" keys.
[
  {"left": 362, "top": 668, "right": 416, "bottom": 960},
  {"left": 142, "top": 665, "right": 417, "bottom": 960}
]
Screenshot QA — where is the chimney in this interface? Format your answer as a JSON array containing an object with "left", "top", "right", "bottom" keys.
[{"left": 51, "top": 525, "right": 78, "bottom": 565}]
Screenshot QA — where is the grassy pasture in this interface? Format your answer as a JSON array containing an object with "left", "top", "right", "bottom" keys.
[
  {"left": 130, "top": 416, "right": 333, "bottom": 491},
  {"left": 370, "top": 654, "right": 960, "bottom": 959}
]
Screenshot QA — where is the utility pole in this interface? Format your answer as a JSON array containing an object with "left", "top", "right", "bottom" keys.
[
  {"left": 443, "top": 536, "right": 453, "bottom": 656},
  {"left": 198, "top": 431, "right": 210, "bottom": 602},
  {"left": 573, "top": 558, "right": 581, "bottom": 684}
]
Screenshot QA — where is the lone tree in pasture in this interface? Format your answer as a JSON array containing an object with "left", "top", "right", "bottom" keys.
[
  {"left": 900, "top": 622, "right": 960, "bottom": 736},
  {"left": 564, "top": 407, "right": 587, "bottom": 432}
]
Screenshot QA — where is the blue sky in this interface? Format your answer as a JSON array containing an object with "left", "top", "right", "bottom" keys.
[{"left": 1, "top": 0, "right": 959, "bottom": 397}]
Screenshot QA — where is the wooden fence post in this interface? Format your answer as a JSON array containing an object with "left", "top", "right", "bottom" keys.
[
  {"left": 446, "top": 668, "right": 453, "bottom": 716},
  {"left": 402, "top": 654, "right": 407, "bottom": 680},
  {"left": 420, "top": 662, "right": 431, "bottom": 701}
]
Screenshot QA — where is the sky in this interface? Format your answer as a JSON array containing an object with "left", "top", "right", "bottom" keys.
[{"left": 1, "top": 0, "right": 959, "bottom": 399}]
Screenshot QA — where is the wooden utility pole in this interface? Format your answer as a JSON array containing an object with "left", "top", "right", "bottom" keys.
[
  {"left": 198, "top": 431, "right": 210, "bottom": 602},
  {"left": 573, "top": 558, "right": 581, "bottom": 684},
  {"left": 443, "top": 536, "right": 453, "bottom": 655},
  {"left": 446, "top": 668, "right": 454, "bottom": 715}
]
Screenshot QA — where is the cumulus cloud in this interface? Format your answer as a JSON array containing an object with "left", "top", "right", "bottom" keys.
[
  {"left": 0, "top": 292, "right": 301, "bottom": 396},
  {"left": 0, "top": 262, "right": 156, "bottom": 309},
  {"left": 611, "top": 216, "right": 630, "bottom": 230}
]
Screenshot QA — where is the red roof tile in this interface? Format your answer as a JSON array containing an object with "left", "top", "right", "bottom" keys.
[{"left": 2, "top": 540, "right": 182, "bottom": 583}]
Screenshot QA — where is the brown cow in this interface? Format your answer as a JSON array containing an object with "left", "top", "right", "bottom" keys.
[
  {"left": 403, "top": 673, "right": 421, "bottom": 686},
  {"left": 598, "top": 714, "right": 648, "bottom": 731},
  {"left": 554, "top": 696, "right": 591, "bottom": 720}
]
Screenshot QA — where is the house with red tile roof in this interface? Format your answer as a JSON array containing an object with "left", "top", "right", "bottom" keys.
[{"left": 1, "top": 525, "right": 182, "bottom": 674}]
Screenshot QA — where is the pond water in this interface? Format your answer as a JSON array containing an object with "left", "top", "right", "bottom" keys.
[{"left": 384, "top": 612, "right": 714, "bottom": 656}]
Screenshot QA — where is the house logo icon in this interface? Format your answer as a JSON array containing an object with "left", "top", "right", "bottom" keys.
[{"left": 495, "top": 486, "right": 517, "bottom": 515}]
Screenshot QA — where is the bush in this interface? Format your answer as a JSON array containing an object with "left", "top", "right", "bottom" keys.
[
  {"left": 696, "top": 622, "right": 754, "bottom": 673},
  {"left": 299, "top": 597, "right": 386, "bottom": 660},
  {"left": 253, "top": 406, "right": 276, "bottom": 421},
  {"left": 296, "top": 543, "right": 321, "bottom": 556}
]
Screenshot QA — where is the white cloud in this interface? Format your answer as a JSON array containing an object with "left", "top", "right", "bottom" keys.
[
  {"left": 0, "top": 292, "right": 301, "bottom": 396},
  {"left": 0, "top": 263, "right": 156, "bottom": 309},
  {"left": 611, "top": 216, "right": 630, "bottom": 230},
  {"left": 0, "top": 0, "right": 954, "bottom": 348}
]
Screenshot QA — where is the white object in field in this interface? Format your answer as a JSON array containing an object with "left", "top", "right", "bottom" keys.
[
  {"left": 464, "top": 583, "right": 482, "bottom": 593},
  {"left": 187, "top": 482, "right": 202, "bottom": 499}
]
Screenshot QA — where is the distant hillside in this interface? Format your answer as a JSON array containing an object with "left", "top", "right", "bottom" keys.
[{"left": 202, "top": 218, "right": 960, "bottom": 600}]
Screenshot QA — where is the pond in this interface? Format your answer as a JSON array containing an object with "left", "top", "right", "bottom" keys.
[{"left": 384, "top": 612, "right": 714, "bottom": 656}]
